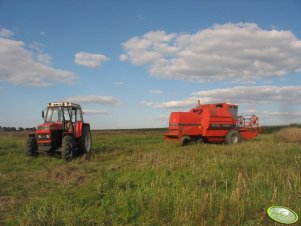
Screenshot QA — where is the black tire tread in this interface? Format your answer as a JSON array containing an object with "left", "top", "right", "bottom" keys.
[
  {"left": 61, "top": 135, "right": 73, "bottom": 161},
  {"left": 25, "top": 137, "right": 38, "bottom": 156}
]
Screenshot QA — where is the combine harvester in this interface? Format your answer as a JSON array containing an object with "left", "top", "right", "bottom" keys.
[{"left": 164, "top": 101, "right": 260, "bottom": 145}]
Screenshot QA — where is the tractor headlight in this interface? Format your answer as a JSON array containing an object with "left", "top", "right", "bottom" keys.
[{"left": 37, "top": 134, "right": 50, "bottom": 139}]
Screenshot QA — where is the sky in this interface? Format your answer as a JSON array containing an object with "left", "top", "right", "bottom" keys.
[{"left": 0, "top": 0, "right": 301, "bottom": 129}]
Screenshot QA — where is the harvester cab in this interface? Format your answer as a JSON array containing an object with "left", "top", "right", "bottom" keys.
[
  {"left": 164, "top": 101, "right": 260, "bottom": 145},
  {"left": 25, "top": 102, "right": 92, "bottom": 161}
]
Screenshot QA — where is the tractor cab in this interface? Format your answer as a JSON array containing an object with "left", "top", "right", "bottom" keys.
[
  {"left": 42, "top": 102, "right": 83, "bottom": 138},
  {"left": 25, "top": 102, "right": 92, "bottom": 161}
]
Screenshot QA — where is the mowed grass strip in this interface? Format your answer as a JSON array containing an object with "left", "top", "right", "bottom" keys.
[{"left": 0, "top": 131, "right": 300, "bottom": 225}]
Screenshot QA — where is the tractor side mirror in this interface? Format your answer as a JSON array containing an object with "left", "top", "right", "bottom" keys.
[{"left": 42, "top": 110, "right": 45, "bottom": 119}]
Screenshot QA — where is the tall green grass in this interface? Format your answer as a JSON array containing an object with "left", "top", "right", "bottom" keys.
[{"left": 0, "top": 131, "right": 300, "bottom": 225}]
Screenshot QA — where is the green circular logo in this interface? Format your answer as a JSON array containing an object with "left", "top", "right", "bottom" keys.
[{"left": 267, "top": 206, "right": 298, "bottom": 224}]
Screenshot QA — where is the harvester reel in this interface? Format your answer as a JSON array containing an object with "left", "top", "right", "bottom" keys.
[
  {"left": 237, "top": 116, "right": 245, "bottom": 128},
  {"left": 249, "top": 115, "right": 259, "bottom": 128}
]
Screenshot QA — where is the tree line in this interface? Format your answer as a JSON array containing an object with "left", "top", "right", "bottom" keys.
[{"left": 0, "top": 126, "right": 36, "bottom": 131}]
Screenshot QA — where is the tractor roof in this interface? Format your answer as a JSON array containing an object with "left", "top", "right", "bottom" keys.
[{"left": 48, "top": 102, "right": 81, "bottom": 108}]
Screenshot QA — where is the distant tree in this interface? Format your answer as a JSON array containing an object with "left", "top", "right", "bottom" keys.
[
  {"left": 18, "top": 127, "right": 24, "bottom": 131},
  {"left": 11, "top": 127, "right": 16, "bottom": 131}
]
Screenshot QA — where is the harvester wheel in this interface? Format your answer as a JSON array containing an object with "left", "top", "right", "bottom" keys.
[
  {"left": 25, "top": 136, "right": 38, "bottom": 156},
  {"left": 182, "top": 137, "right": 190, "bottom": 146},
  {"left": 62, "top": 135, "right": 74, "bottom": 161},
  {"left": 196, "top": 137, "right": 204, "bottom": 145},
  {"left": 225, "top": 130, "right": 240, "bottom": 144}
]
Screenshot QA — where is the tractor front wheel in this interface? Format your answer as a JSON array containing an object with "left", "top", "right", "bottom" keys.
[
  {"left": 225, "top": 130, "right": 240, "bottom": 144},
  {"left": 62, "top": 135, "right": 74, "bottom": 161},
  {"left": 25, "top": 136, "right": 38, "bottom": 156},
  {"left": 78, "top": 125, "right": 92, "bottom": 155},
  {"left": 83, "top": 126, "right": 92, "bottom": 154}
]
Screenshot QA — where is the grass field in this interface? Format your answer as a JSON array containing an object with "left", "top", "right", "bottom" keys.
[{"left": 0, "top": 129, "right": 301, "bottom": 225}]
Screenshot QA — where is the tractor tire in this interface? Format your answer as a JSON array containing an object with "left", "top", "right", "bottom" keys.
[
  {"left": 79, "top": 125, "right": 92, "bottom": 155},
  {"left": 61, "top": 135, "right": 74, "bottom": 161},
  {"left": 25, "top": 136, "right": 38, "bottom": 156},
  {"left": 225, "top": 130, "right": 240, "bottom": 144}
]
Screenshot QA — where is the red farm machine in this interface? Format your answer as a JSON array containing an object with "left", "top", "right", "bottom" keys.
[
  {"left": 25, "top": 102, "right": 92, "bottom": 161},
  {"left": 164, "top": 101, "right": 260, "bottom": 145}
]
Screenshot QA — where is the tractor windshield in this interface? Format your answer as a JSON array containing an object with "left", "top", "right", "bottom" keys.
[{"left": 45, "top": 107, "right": 63, "bottom": 123}]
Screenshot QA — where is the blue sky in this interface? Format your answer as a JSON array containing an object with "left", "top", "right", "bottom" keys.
[{"left": 0, "top": 0, "right": 301, "bottom": 129}]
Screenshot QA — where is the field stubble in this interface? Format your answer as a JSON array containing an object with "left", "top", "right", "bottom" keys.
[{"left": 0, "top": 130, "right": 300, "bottom": 225}]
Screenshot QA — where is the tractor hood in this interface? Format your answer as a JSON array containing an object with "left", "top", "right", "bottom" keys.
[{"left": 37, "top": 122, "right": 62, "bottom": 131}]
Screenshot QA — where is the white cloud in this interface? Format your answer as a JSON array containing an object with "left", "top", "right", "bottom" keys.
[
  {"left": 0, "top": 28, "right": 14, "bottom": 38},
  {"left": 66, "top": 95, "right": 120, "bottom": 106},
  {"left": 28, "top": 42, "right": 52, "bottom": 65},
  {"left": 192, "top": 86, "right": 301, "bottom": 104},
  {"left": 83, "top": 109, "right": 109, "bottom": 115},
  {"left": 154, "top": 86, "right": 301, "bottom": 109},
  {"left": 119, "top": 54, "right": 128, "bottom": 61},
  {"left": 0, "top": 34, "right": 76, "bottom": 87},
  {"left": 140, "top": 100, "right": 155, "bottom": 107},
  {"left": 75, "top": 52, "right": 109, "bottom": 68},
  {"left": 262, "top": 112, "right": 301, "bottom": 117},
  {"left": 114, "top": 81, "right": 124, "bottom": 86},
  {"left": 260, "top": 111, "right": 301, "bottom": 125},
  {"left": 151, "top": 115, "right": 170, "bottom": 122},
  {"left": 121, "top": 23, "right": 301, "bottom": 83},
  {"left": 149, "top": 89, "right": 163, "bottom": 94},
  {"left": 40, "top": 31, "right": 47, "bottom": 37},
  {"left": 155, "top": 98, "right": 197, "bottom": 109}
]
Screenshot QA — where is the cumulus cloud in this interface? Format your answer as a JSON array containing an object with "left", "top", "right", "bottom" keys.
[
  {"left": 260, "top": 111, "right": 301, "bottom": 125},
  {"left": 66, "top": 95, "right": 120, "bottom": 106},
  {"left": 119, "top": 54, "right": 128, "bottom": 61},
  {"left": 83, "top": 109, "right": 109, "bottom": 115},
  {"left": 121, "top": 23, "right": 301, "bottom": 82},
  {"left": 140, "top": 100, "right": 155, "bottom": 107},
  {"left": 75, "top": 52, "right": 109, "bottom": 68},
  {"left": 263, "top": 112, "right": 301, "bottom": 117},
  {"left": 149, "top": 89, "right": 163, "bottom": 94},
  {"left": 153, "top": 86, "right": 301, "bottom": 109},
  {"left": 114, "top": 81, "right": 124, "bottom": 86},
  {"left": 151, "top": 115, "right": 170, "bottom": 122},
  {"left": 0, "top": 29, "right": 76, "bottom": 87},
  {"left": 155, "top": 98, "right": 197, "bottom": 109},
  {"left": 192, "top": 86, "right": 301, "bottom": 104},
  {"left": 0, "top": 28, "right": 14, "bottom": 38}
]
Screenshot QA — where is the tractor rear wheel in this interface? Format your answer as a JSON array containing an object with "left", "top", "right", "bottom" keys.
[
  {"left": 225, "top": 130, "right": 240, "bottom": 144},
  {"left": 62, "top": 135, "right": 74, "bottom": 161},
  {"left": 25, "top": 136, "right": 38, "bottom": 156}
]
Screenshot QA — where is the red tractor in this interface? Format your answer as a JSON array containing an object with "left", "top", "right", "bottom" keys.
[
  {"left": 164, "top": 101, "right": 260, "bottom": 145},
  {"left": 25, "top": 102, "right": 92, "bottom": 161}
]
